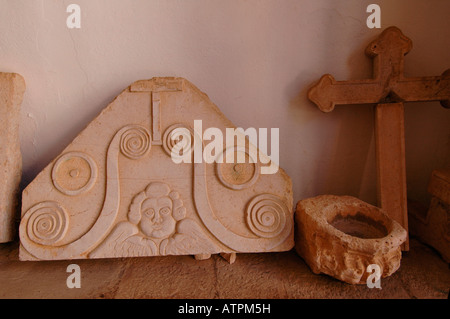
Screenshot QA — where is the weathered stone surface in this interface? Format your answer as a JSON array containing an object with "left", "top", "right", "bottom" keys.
[
  {"left": 295, "top": 195, "right": 407, "bottom": 284},
  {"left": 410, "top": 169, "right": 450, "bottom": 263},
  {"left": 0, "top": 73, "right": 25, "bottom": 243},
  {"left": 19, "top": 77, "right": 293, "bottom": 261},
  {"left": 2, "top": 238, "right": 449, "bottom": 299},
  {"left": 308, "top": 26, "right": 450, "bottom": 251}
]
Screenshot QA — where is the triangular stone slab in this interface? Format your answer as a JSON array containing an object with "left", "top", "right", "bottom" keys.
[{"left": 19, "top": 77, "right": 293, "bottom": 261}]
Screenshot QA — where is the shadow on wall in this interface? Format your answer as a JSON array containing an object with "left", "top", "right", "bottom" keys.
[
  {"left": 286, "top": 4, "right": 378, "bottom": 205},
  {"left": 289, "top": 82, "right": 377, "bottom": 205}
]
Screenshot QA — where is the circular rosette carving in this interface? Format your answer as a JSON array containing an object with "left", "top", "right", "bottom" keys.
[
  {"left": 120, "top": 125, "right": 151, "bottom": 159},
  {"left": 162, "top": 124, "right": 195, "bottom": 160},
  {"left": 217, "top": 146, "right": 260, "bottom": 190},
  {"left": 52, "top": 152, "right": 98, "bottom": 196},
  {"left": 246, "top": 194, "right": 288, "bottom": 238},
  {"left": 24, "top": 201, "right": 69, "bottom": 246}
]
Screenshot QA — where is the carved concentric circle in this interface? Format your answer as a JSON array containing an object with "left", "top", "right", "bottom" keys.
[
  {"left": 120, "top": 125, "right": 151, "bottom": 159},
  {"left": 246, "top": 194, "right": 288, "bottom": 238},
  {"left": 217, "top": 146, "right": 260, "bottom": 190},
  {"left": 162, "top": 124, "right": 194, "bottom": 159},
  {"left": 25, "top": 201, "right": 69, "bottom": 246},
  {"left": 52, "top": 152, "right": 98, "bottom": 196}
]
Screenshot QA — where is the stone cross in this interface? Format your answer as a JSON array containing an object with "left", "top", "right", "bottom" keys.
[{"left": 308, "top": 26, "right": 450, "bottom": 250}]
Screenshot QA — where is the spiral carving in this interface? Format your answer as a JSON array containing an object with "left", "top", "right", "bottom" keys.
[
  {"left": 162, "top": 124, "right": 194, "bottom": 160},
  {"left": 246, "top": 194, "right": 288, "bottom": 238},
  {"left": 120, "top": 125, "right": 151, "bottom": 159},
  {"left": 25, "top": 201, "right": 69, "bottom": 246}
]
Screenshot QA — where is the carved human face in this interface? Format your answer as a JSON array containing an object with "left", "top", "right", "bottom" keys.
[{"left": 139, "top": 196, "right": 176, "bottom": 239}]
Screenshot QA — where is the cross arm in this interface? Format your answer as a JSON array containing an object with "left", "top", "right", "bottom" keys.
[
  {"left": 392, "top": 70, "right": 450, "bottom": 108},
  {"left": 308, "top": 74, "right": 384, "bottom": 112}
]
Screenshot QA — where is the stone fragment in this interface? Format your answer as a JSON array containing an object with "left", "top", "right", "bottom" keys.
[
  {"left": 19, "top": 77, "right": 293, "bottom": 261},
  {"left": 0, "top": 73, "right": 25, "bottom": 243},
  {"left": 295, "top": 195, "right": 407, "bottom": 284},
  {"left": 194, "top": 254, "right": 211, "bottom": 261},
  {"left": 220, "top": 252, "right": 237, "bottom": 264},
  {"left": 409, "top": 169, "right": 450, "bottom": 263}
]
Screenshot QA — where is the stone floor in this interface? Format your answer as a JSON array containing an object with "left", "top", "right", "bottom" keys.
[{"left": 0, "top": 237, "right": 448, "bottom": 299}]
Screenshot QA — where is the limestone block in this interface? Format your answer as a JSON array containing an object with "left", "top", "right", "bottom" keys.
[
  {"left": 295, "top": 195, "right": 407, "bottom": 284},
  {"left": 19, "top": 77, "right": 293, "bottom": 261},
  {"left": 0, "top": 73, "right": 25, "bottom": 243},
  {"left": 410, "top": 169, "right": 450, "bottom": 263}
]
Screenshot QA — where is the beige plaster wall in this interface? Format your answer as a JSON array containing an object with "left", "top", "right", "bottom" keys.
[{"left": 0, "top": 0, "right": 448, "bottom": 207}]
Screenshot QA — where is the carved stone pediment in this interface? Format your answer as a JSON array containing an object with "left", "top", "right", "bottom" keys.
[{"left": 19, "top": 77, "right": 293, "bottom": 261}]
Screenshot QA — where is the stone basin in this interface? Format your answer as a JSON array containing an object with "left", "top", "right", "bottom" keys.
[{"left": 295, "top": 195, "right": 407, "bottom": 284}]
